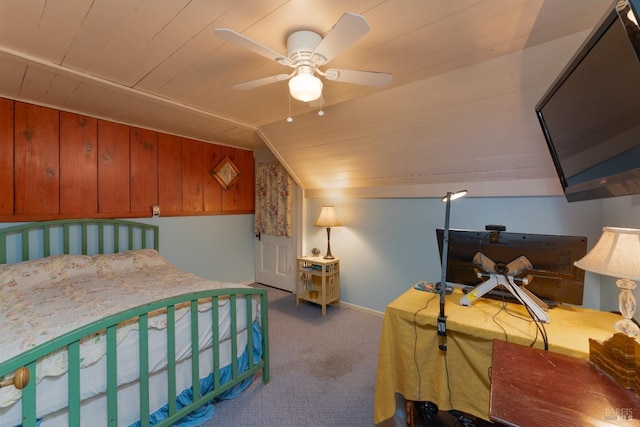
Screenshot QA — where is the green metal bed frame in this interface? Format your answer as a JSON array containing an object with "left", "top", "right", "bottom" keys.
[{"left": 0, "top": 219, "right": 270, "bottom": 427}]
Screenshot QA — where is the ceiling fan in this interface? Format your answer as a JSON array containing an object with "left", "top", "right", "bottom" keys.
[{"left": 213, "top": 12, "right": 392, "bottom": 103}]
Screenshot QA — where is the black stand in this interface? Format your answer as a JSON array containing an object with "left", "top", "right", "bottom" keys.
[{"left": 438, "top": 195, "right": 453, "bottom": 351}]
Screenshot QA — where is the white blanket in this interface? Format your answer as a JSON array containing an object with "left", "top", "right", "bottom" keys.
[{"left": 0, "top": 249, "right": 252, "bottom": 409}]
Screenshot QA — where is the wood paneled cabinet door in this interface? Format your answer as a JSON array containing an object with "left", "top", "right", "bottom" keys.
[{"left": 0, "top": 97, "right": 255, "bottom": 221}]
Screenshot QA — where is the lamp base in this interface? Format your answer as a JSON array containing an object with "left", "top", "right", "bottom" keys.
[
  {"left": 323, "top": 227, "right": 334, "bottom": 259},
  {"left": 589, "top": 333, "right": 640, "bottom": 394},
  {"left": 616, "top": 319, "right": 640, "bottom": 337},
  {"left": 617, "top": 278, "right": 639, "bottom": 338}
]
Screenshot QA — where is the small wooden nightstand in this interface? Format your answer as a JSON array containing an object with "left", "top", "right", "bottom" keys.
[{"left": 296, "top": 256, "right": 340, "bottom": 315}]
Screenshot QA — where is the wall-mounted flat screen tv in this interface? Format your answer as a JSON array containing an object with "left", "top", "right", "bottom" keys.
[{"left": 535, "top": 0, "right": 640, "bottom": 202}]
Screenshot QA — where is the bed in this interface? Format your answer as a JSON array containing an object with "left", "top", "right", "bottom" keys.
[{"left": 0, "top": 219, "right": 269, "bottom": 427}]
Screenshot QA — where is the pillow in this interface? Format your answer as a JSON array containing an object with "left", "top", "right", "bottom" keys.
[
  {"left": 0, "top": 254, "right": 92, "bottom": 290},
  {"left": 128, "top": 248, "right": 168, "bottom": 268},
  {"left": 53, "top": 254, "right": 96, "bottom": 280},
  {"left": 93, "top": 249, "right": 168, "bottom": 274},
  {"left": 0, "top": 250, "right": 167, "bottom": 289}
]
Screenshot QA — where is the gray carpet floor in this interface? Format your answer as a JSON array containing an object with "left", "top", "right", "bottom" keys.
[{"left": 203, "top": 284, "right": 384, "bottom": 427}]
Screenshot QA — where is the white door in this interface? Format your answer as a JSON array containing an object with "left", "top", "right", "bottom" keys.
[
  {"left": 253, "top": 154, "right": 300, "bottom": 292},
  {"left": 255, "top": 233, "right": 296, "bottom": 292}
]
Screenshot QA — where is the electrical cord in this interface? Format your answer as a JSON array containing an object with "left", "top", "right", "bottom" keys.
[
  {"left": 449, "top": 409, "right": 477, "bottom": 427},
  {"left": 501, "top": 272, "right": 548, "bottom": 350},
  {"left": 501, "top": 303, "right": 541, "bottom": 347},
  {"left": 443, "top": 341, "right": 453, "bottom": 410},
  {"left": 491, "top": 301, "right": 510, "bottom": 342},
  {"left": 477, "top": 231, "right": 491, "bottom": 251},
  {"left": 478, "top": 230, "right": 549, "bottom": 350},
  {"left": 493, "top": 291, "right": 550, "bottom": 350},
  {"left": 413, "top": 292, "right": 437, "bottom": 401},
  {"left": 412, "top": 294, "right": 442, "bottom": 427},
  {"left": 442, "top": 346, "right": 476, "bottom": 427},
  {"left": 413, "top": 292, "right": 477, "bottom": 427}
]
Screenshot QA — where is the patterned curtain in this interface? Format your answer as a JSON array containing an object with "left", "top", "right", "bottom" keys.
[{"left": 254, "top": 163, "right": 293, "bottom": 237}]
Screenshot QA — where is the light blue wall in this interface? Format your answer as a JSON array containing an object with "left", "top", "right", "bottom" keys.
[
  {"left": 305, "top": 196, "right": 609, "bottom": 313},
  {"left": 0, "top": 214, "right": 256, "bottom": 284},
  {"left": 153, "top": 215, "right": 256, "bottom": 283},
  {"left": 5, "top": 193, "right": 639, "bottom": 316},
  {"left": 598, "top": 195, "right": 640, "bottom": 312}
]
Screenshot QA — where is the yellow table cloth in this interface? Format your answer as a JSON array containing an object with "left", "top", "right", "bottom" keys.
[{"left": 373, "top": 287, "right": 622, "bottom": 424}]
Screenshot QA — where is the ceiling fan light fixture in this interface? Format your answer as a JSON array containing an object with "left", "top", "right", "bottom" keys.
[
  {"left": 216, "top": 13, "right": 392, "bottom": 105},
  {"left": 288, "top": 70, "right": 323, "bottom": 102}
]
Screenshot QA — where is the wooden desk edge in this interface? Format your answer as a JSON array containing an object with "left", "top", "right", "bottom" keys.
[{"left": 489, "top": 339, "right": 640, "bottom": 426}]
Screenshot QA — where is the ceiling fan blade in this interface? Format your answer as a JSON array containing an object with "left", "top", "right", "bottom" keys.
[
  {"left": 324, "top": 69, "right": 392, "bottom": 87},
  {"left": 214, "top": 28, "right": 293, "bottom": 67},
  {"left": 233, "top": 74, "right": 292, "bottom": 91},
  {"left": 311, "top": 12, "right": 370, "bottom": 65}
]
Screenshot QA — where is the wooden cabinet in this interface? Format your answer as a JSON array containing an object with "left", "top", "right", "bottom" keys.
[
  {"left": 181, "top": 137, "right": 203, "bottom": 212},
  {"left": 60, "top": 112, "right": 98, "bottom": 215},
  {"left": 158, "top": 133, "right": 183, "bottom": 213},
  {"left": 202, "top": 143, "right": 223, "bottom": 213},
  {"left": 296, "top": 256, "right": 340, "bottom": 315},
  {"left": 0, "top": 98, "right": 14, "bottom": 215},
  {"left": 98, "top": 120, "right": 131, "bottom": 214},
  {"left": 0, "top": 97, "right": 255, "bottom": 221},
  {"left": 14, "top": 102, "right": 60, "bottom": 215},
  {"left": 130, "top": 127, "right": 158, "bottom": 215}
]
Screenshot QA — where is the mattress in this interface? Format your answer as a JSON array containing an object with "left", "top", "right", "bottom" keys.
[{"left": 0, "top": 249, "right": 260, "bottom": 426}]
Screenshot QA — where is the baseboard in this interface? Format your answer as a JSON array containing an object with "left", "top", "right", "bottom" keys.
[
  {"left": 248, "top": 279, "right": 385, "bottom": 317},
  {"left": 340, "top": 300, "right": 385, "bottom": 318}
]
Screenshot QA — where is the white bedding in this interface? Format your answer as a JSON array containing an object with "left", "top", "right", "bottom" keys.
[{"left": 0, "top": 249, "right": 259, "bottom": 426}]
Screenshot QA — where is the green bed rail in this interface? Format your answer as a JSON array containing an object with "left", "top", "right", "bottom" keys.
[
  {"left": 0, "top": 287, "right": 270, "bottom": 427},
  {"left": 0, "top": 219, "right": 159, "bottom": 264},
  {"left": 0, "top": 219, "right": 270, "bottom": 426}
]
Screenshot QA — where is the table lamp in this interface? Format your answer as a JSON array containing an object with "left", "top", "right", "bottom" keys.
[
  {"left": 314, "top": 206, "right": 341, "bottom": 259},
  {"left": 574, "top": 226, "right": 640, "bottom": 337}
]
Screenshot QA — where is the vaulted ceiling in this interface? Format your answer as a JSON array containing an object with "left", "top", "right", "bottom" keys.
[{"left": 0, "top": 0, "right": 612, "bottom": 198}]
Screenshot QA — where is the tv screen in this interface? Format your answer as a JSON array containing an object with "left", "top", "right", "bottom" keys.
[
  {"left": 436, "top": 228, "right": 587, "bottom": 306},
  {"left": 535, "top": 1, "right": 640, "bottom": 202}
]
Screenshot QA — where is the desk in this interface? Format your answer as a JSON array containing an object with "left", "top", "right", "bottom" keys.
[
  {"left": 373, "top": 287, "right": 622, "bottom": 424},
  {"left": 490, "top": 339, "right": 640, "bottom": 426}
]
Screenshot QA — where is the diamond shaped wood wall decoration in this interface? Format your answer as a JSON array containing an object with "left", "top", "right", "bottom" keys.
[{"left": 210, "top": 156, "right": 241, "bottom": 190}]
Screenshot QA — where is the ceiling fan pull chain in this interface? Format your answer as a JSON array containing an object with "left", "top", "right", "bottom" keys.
[{"left": 287, "top": 93, "right": 293, "bottom": 123}]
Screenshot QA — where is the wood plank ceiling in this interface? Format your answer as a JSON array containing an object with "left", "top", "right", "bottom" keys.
[{"left": 0, "top": 0, "right": 613, "bottom": 197}]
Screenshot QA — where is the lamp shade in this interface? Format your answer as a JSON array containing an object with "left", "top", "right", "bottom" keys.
[
  {"left": 288, "top": 69, "right": 323, "bottom": 102},
  {"left": 314, "top": 206, "right": 341, "bottom": 228},
  {"left": 441, "top": 189, "right": 468, "bottom": 202},
  {"left": 574, "top": 227, "right": 640, "bottom": 281}
]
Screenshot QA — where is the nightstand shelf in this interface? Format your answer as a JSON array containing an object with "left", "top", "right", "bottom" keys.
[{"left": 296, "top": 256, "right": 340, "bottom": 315}]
